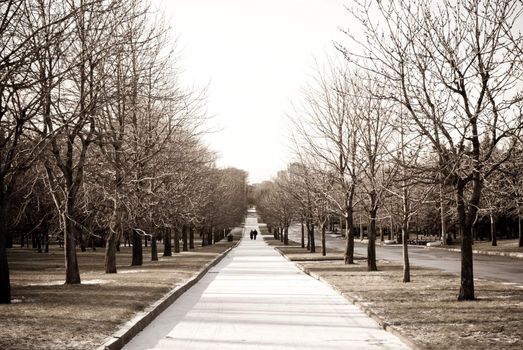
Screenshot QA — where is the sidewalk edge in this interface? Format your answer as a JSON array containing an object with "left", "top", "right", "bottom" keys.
[
  {"left": 96, "top": 240, "right": 241, "bottom": 350},
  {"left": 273, "top": 245, "right": 427, "bottom": 350}
]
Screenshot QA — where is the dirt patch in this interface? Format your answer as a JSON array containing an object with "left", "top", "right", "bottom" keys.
[
  {"left": 265, "top": 237, "right": 523, "bottom": 350},
  {"left": 1, "top": 235, "right": 239, "bottom": 350}
]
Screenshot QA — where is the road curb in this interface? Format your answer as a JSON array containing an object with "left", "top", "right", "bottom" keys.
[
  {"left": 348, "top": 235, "right": 523, "bottom": 259},
  {"left": 437, "top": 247, "right": 523, "bottom": 259},
  {"left": 272, "top": 245, "right": 426, "bottom": 350},
  {"left": 96, "top": 239, "right": 241, "bottom": 350}
]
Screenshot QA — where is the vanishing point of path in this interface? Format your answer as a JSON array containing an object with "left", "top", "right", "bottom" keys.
[{"left": 123, "top": 210, "right": 408, "bottom": 350}]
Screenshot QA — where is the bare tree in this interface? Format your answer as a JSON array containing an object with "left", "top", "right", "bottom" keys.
[
  {"left": 290, "top": 61, "right": 360, "bottom": 263},
  {"left": 0, "top": 0, "right": 74, "bottom": 303},
  {"left": 349, "top": 77, "right": 396, "bottom": 271},
  {"left": 41, "top": 0, "right": 125, "bottom": 284},
  {"left": 339, "top": 0, "right": 523, "bottom": 300},
  {"left": 389, "top": 114, "right": 436, "bottom": 282}
]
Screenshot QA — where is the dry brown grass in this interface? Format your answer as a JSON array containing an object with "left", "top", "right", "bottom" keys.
[
  {"left": 1, "top": 235, "right": 239, "bottom": 350},
  {"left": 433, "top": 238, "right": 523, "bottom": 254},
  {"left": 471, "top": 239, "right": 522, "bottom": 253},
  {"left": 263, "top": 237, "right": 301, "bottom": 247},
  {"left": 268, "top": 237, "right": 523, "bottom": 350}
]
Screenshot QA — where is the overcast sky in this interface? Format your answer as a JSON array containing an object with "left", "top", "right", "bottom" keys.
[{"left": 156, "top": 0, "right": 349, "bottom": 184}]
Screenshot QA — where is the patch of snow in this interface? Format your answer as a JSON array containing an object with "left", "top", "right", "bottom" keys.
[
  {"left": 119, "top": 269, "right": 147, "bottom": 274},
  {"left": 26, "top": 281, "right": 63, "bottom": 286},
  {"left": 83, "top": 279, "right": 111, "bottom": 285}
]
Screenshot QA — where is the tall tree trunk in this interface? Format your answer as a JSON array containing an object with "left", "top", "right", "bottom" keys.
[
  {"left": 306, "top": 226, "right": 310, "bottom": 250},
  {"left": 368, "top": 199, "right": 378, "bottom": 271},
  {"left": 65, "top": 194, "right": 81, "bottom": 284},
  {"left": 0, "top": 202, "right": 11, "bottom": 303},
  {"left": 321, "top": 221, "right": 326, "bottom": 256},
  {"left": 208, "top": 227, "right": 213, "bottom": 245},
  {"left": 201, "top": 227, "right": 206, "bottom": 247},
  {"left": 344, "top": 209, "right": 355, "bottom": 264},
  {"left": 105, "top": 192, "right": 123, "bottom": 273},
  {"left": 182, "top": 224, "right": 188, "bottom": 251},
  {"left": 79, "top": 233, "right": 87, "bottom": 252},
  {"left": 151, "top": 235, "right": 158, "bottom": 261},
  {"left": 308, "top": 221, "right": 316, "bottom": 253},
  {"left": 402, "top": 224, "right": 410, "bottom": 282},
  {"left": 490, "top": 214, "right": 497, "bottom": 246},
  {"left": 0, "top": 235, "right": 9, "bottom": 304},
  {"left": 440, "top": 184, "right": 447, "bottom": 245},
  {"left": 189, "top": 225, "right": 195, "bottom": 249},
  {"left": 64, "top": 219, "right": 81, "bottom": 283},
  {"left": 519, "top": 209, "right": 522, "bottom": 248},
  {"left": 45, "top": 232, "right": 49, "bottom": 253},
  {"left": 284, "top": 225, "right": 289, "bottom": 245},
  {"left": 163, "top": 228, "right": 172, "bottom": 256},
  {"left": 402, "top": 182, "right": 411, "bottom": 282},
  {"left": 37, "top": 233, "right": 42, "bottom": 253},
  {"left": 457, "top": 183, "right": 476, "bottom": 301},
  {"left": 131, "top": 229, "right": 143, "bottom": 266},
  {"left": 300, "top": 216, "right": 305, "bottom": 248},
  {"left": 105, "top": 231, "right": 117, "bottom": 273},
  {"left": 174, "top": 227, "right": 180, "bottom": 253}
]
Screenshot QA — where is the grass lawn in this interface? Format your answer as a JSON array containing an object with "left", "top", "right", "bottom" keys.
[
  {"left": 1, "top": 234, "right": 239, "bottom": 350},
  {"left": 470, "top": 238, "right": 522, "bottom": 253},
  {"left": 270, "top": 237, "right": 523, "bottom": 350}
]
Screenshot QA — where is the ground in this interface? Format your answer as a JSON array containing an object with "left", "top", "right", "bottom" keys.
[
  {"left": 3, "top": 230, "right": 521, "bottom": 350},
  {"left": 1, "top": 236, "right": 239, "bottom": 350},
  {"left": 267, "top": 237, "right": 523, "bottom": 350}
]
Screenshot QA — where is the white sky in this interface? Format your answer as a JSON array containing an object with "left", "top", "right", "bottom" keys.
[{"left": 156, "top": 0, "right": 349, "bottom": 184}]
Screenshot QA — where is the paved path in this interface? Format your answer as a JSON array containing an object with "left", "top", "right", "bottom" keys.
[{"left": 123, "top": 212, "right": 408, "bottom": 350}]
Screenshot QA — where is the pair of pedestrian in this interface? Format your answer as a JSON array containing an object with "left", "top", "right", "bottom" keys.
[{"left": 249, "top": 229, "right": 258, "bottom": 240}]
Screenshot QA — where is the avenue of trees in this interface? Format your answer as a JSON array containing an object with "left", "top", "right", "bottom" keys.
[
  {"left": 0, "top": 0, "right": 247, "bottom": 304},
  {"left": 255, "top": 0, "right": 523, "bottom": 301}
]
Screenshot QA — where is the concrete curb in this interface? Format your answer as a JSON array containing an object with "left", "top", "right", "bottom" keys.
[
  {"left": 96, "top": 239, "right": 241, "bottom": 350},
  {"left": 272, "top": 245, "right": 426, "bottom": 350},
  {"left": 435, "top": 247, "right": 523, "bottom": 259},
  {"left": 349, "top": 235, "right": 523, "bottom": 259}
]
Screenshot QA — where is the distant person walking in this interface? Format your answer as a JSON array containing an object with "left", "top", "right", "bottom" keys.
[
  {"left": 250, "top": 230, "right": 253, "bottom": 240},
  {"left": 253, "top": 229, "right": 258, "bottom": 240}
]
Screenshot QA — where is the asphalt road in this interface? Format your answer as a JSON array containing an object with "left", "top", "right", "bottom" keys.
[{"left": 287, "top": 224, "right": 523, "bottom": 285}]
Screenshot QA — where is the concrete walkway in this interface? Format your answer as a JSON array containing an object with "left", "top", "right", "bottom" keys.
[{"left": 123, "top": 212, "right": 408, "bottom": 349}]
